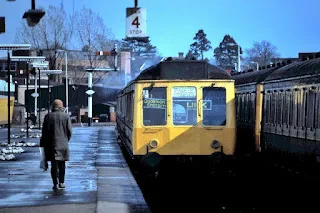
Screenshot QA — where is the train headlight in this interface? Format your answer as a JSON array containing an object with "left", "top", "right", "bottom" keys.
[
  {"left": 211, "top": 140, "right": 220, "bottom": 149},
  {"left": 150, "top": 140, "right": 158, "bottom": 148}
]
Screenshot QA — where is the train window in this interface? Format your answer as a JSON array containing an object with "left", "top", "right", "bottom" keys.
[
  {"left": 306, "top": 90, "right": 316, "bottom": 129},
  {"left": 202, "top": 87, "right": 226, "bottom": 126},
  {"left": 143, "top": 87, "right": 167, "bottom": 126},
  {"left": 172, "top": 86, "right": 197, "bottom": 125}
]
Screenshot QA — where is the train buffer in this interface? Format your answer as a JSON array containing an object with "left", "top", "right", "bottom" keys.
[{"left": 0, "top": 126, "right": 151, "bottom": 213}]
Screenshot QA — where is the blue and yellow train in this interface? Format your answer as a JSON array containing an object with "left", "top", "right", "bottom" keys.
[{"left": 116, "top": 59, "right": 236, "bottom": 171}]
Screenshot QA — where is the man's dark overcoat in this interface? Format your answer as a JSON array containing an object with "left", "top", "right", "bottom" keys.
[{"left": 40, "top": 108, "right": 72, "bottom": 161}]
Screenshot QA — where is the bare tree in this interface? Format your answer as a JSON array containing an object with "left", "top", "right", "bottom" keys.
[
  {"left": 15, "top": 4, "right": 72, "bottom": 70},
  {"left": 74, "top": 7, "right": 115, "bottom": 82},
  {"left": 245, "top": 40, "right": 280, "bottom": 67}
]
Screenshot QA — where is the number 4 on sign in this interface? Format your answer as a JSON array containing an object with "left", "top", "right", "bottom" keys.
[{"left": 132, "top": 17, "right": 140, "bottom": 28}]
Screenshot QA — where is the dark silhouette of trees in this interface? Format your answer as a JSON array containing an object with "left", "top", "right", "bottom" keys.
[
  {"left": 189, "top": 29, "right": 212, "bottom": 60},
  {"left": 214, "top": 34, "right": 242, "bottom": 70}
]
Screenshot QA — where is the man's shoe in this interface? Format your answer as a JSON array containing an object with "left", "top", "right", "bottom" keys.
[
  {"left": 52, "top": 184, "right": 59, "bottom": 190},
  {"left": 59, "top": 183, "right": 65, "bottom": 188}
]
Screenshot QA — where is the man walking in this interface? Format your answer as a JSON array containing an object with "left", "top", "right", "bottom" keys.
[{"left": 41, "top": 99, "right": 72, "bottom": 190}]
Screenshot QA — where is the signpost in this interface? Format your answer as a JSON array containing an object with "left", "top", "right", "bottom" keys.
[
  {"left": 85, "top": 69, "right": 94, "bottom": 126},
  {"left": 31, "top": 61, "right": 49, "bottom": 129},
  {"left": 126, "top": 7, "right": 147, "bottom": 38},
  {"left": 126, "top": 0, "right": 148, "bottom": 41},
  {"left": 0, "top": 44, "right": 31, "bottom": 144},
  {"left": 11, "top": 55, "right": 47, "bottom": 135}
]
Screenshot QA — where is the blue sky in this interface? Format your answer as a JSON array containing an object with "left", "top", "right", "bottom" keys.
[{"left": 0, "top": 0, "right": 319, "bottom": 59}]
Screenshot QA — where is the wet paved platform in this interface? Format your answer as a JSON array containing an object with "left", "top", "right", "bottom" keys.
[{"left": 0, "top": 126, "right": 150, "bottom": 213}]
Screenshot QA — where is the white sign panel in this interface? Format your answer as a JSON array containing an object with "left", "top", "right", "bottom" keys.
[
  {"left": 10, "top": 56, "right": 45, "bottom": 62},
  {"left": 126, "top": 8, "right": 147, "bottom": 38},
  {"left": 172, "top": 87, "right": 196, "bottom": 98},
  {"left": 31, "top": 61, "right": 49, "bottom": 68},
  {"left": 31, "top": 93, "right": 39, "bottom": 98},
  {"left": 0, "top": 44, "right": 31, "bottom": 50}
]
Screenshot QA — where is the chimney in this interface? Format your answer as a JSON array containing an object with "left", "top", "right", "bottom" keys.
[{"left": 178, "top": 52, "right": 184, "bottom": 59}]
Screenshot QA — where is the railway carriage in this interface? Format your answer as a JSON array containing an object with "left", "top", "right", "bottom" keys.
[
  {"left": 116, "top": 59, "right": 236, "bottom": 171},
  {"left": 232, "top": 55, "right": 320, "bottom": 164},
  {"left": 0, "top": 78, "right": 15, "bottom": 126}
]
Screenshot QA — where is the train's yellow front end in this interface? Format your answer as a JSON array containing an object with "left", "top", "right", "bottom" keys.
[
  {"left": 132, "top": 80, "right": 236, "bottom": 168},
  {"left": 0, "top": 95, "right": 14, "bottom": 126}
]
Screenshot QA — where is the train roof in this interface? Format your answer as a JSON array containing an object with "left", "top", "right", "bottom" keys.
[
  {"left": 231, "top": 66, "right": 279, "bottom": 85},
  {"left": 231, "top": 55, "right": 320, "bottom": 85},
  {"left": 133, "top": 59, "right": 231, "bottom": 81},
  {"left": 264, "top": 57, "right": 320, "bottom": 81}
]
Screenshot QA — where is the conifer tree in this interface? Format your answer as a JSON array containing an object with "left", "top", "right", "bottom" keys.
[
  {"left": 214, "top": 34, "right": 242, "bottom": 70},
  {"left": 189, "top": 29, "right": 212, "bottom": 60}
]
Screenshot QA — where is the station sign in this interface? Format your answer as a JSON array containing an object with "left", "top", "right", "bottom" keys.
[
  {"left": 10, "top": 56, "right": 46, "bottom": 62},
  {"left": 40, "top": 69, "right": 62, "bottom": 75},
  {"left": 31, "top": 60, "right": 49, "bottom": 68},
  {"left": 126, "top": 7, "right": 147, "bottom": 38},
  {"left": 31, "top": 93, "right": 39, "bottom": 98},
  {"left": 0, "top": 44, "right": 31, "bottom": 50},
  {"left": 86, "top": 90, "right": 95, "bottom": 96}
]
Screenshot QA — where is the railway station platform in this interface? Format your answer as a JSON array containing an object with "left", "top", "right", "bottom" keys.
[{"left": 0, "top": 125, "right": 151, "bottom": 213}]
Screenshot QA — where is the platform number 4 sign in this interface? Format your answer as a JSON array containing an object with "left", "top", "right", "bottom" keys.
[
  {"left": 126, "top": 7, "right": 147, "bottom": 38},
  {"left": 132, "top": 17, "right": 140, "bottom": 28}
]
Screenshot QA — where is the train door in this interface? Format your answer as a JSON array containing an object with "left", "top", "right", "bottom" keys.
[{"left": 169, "top": 85, "right": 201, "bottom": 155}]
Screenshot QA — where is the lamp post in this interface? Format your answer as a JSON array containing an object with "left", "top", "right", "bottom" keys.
[
  {"left": 237, "top": 45, "right": 241, "bottom": 72},
  {"left": 31, "top": 60, "right": 48, "bottom": 129},
  {"left": 56, "top": 50, "right": 68, "bottom": 114},
  {"left": 65, "top": 51, "right": 68, "bottom": 114},
  {"left": 0, "top": 44, "right": 31, "bottom": 144}
]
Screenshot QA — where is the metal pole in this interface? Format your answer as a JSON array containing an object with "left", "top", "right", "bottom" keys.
[
  {"left": 31, "top": 0, "right": 35, "bottom": 9},
  {"left": 256, "top": 62, "right": 259, "bottom": 71},
  {"left": 65, "top": 51, "right": 68, "bottom": 114},
  {"left": 38, "top": 68, "right": 41, "bottom": 129},
  {"left": 114, "top": 44, "right": 118, "bottom": 70},
  {"left": 134, "top": 0, "right": 138, "bottom": 7},
  {"left": 88, "top": 71, "right": 93, "bottom": 126},
  {"left": 47, "top": 74, "right": 50, "bottom": 114},
  {"left": 26, "top": 63, "right": 29, "bottom": 138},
  {"left": 237, "top": 45, "right": 241, "bottom": 72},
  {"left": 34, "top": 71, "right": 37, "bottom": 125},
  {"left": 7, "top": 50, "right": 11, "bottom": 144}
]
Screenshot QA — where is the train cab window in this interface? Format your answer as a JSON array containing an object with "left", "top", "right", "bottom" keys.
[
  {"left": 172, "top": 86, "right": 197, "bottom": 125},
  {"left": 143, "top": 87, "right": 167, "bottom": 126},
  {"left": 202, "top": 87, "right": 226, "bottom": 126}
]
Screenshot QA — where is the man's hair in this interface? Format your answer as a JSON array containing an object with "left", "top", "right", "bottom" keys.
[{"left": 51, "top": 99, "right": 64, "bottom": 110}]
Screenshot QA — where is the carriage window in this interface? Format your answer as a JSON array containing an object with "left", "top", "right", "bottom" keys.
[
  {"left": 203, "top": 87, "right": 226, "bottom": 126},
  {"left": 143, "top": 87, "right": 166, "bottom": 126},
  {"left": 172, "top": 86, "right": 197, "bottom": 125}
]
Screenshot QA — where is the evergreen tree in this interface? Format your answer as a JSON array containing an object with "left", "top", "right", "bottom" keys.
[
  {"left": 185, "top": 50, "right": 197, "bottom": 60},
  {"left": 214, "top": 34, "right": 243, "bottom": 70},
  {"left": 189, "top": 29, "right": 212, "bottom": 60},
  {"left": 121, "top": 37, "right": 157, "bottom": 58}
]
